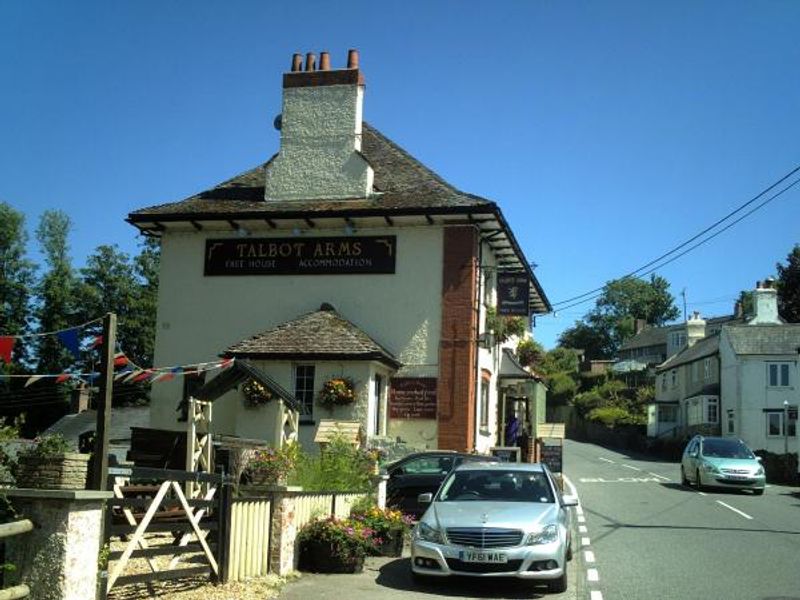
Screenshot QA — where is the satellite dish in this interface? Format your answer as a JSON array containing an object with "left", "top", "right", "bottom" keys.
[{"left": 273, "top": 114, "right": 282, "bottom": 130}]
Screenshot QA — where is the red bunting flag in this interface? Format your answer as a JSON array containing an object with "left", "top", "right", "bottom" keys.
[
  {"left": 55, "top": 373, "right": 71, "bottom": 384},
  {"left": 132, "top": 370, "right": 152, "bottom": 383},
  {"left": 152, "top": 372, "right": 175, "bottom": 383},
  {"left": 114, "top": 353, "right": 129, "bottom": 367},
  {"left": 91, "top": 335, "right": 104, "bottom": 349},
  {"left": 220, "top": 358, "right": 234, "bottom": 369},
  {"left": 0, "top": 337, "right": 14, "bottom": 364}
]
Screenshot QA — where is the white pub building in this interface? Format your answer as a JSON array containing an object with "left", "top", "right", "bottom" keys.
[{"left": 127, "top": 50, "right": 551, "bottom": 453}]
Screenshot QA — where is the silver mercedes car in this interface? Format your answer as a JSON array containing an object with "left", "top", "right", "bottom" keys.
[{"left": 410, "top": 462, "right": 577, "bottom": 593}]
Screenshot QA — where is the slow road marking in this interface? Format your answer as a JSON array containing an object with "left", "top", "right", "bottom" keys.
[
  {"left": 587, "top": 568, "right": 599, "bottom": 582},
  {"left": 584, "top": 550, "right": 595, "bottom": 563},
  {"left": 579, "top": 476, "right": 664, "bottom": 483},
  {"left": 598, "top": 457, "right": 615, "bottom": 464},
  {"left": 581, "top": 537, "right": 591, "bottom": 546},
  {"left": 648, "top": 471, "right": 671, "bottom": 481},
  {"left": 621, "top": 464, "right": 642, "bottom": 471},
  {"left": 590, "top": 592, "right": 604, "bottom": 600}
]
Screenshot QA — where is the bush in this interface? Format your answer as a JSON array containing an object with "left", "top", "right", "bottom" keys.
[
  {"left": 350, "top": 505, "right": 414, "bottom": 539},
  {"left": 753, "top": 450, "right": 798, "bottom": 484},
  {"left": 243, "top": 442, "right": 299, "bottom": 485},
  {"left": 298, "top": 516, "right": 378, "bottom": 560},
  {"left": 289, "top": 437, "right": 374, "bottom": 492},
  {"left": 18, "top": 433, "right": 72, "bottom": 458}
]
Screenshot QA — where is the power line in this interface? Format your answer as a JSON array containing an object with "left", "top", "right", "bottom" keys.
[
  {"left": 550, "top": 163, "right": 800, "bottom": 308},
  {"left": 553, "top": 173, "right": 800, "bottom": 312}
]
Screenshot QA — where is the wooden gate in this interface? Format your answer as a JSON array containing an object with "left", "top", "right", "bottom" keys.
[{"left": 102, "top": 466, "right": 232, "bottom": 596}]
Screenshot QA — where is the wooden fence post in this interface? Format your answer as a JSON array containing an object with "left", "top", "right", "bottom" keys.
[{"left": 217, "top": 476, "right": 233, "bottom": 584}]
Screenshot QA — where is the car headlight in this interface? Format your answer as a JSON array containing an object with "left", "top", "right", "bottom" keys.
[
  {"left": 416, "top": 522, "right": 443, "bottom": 544},
  {"left": 701, "top": 462, "right": 719, "bottom": 473},
  {"left": 755, "top": 466, "right": 764, "bottom": 476},
  {"left": 525, "top": 523, "right": 559, "bottom": 545}
]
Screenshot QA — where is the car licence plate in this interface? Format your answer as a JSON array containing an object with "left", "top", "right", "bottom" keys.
[{"left": 459, "top": 550, "right": 508, "bottom": 563}]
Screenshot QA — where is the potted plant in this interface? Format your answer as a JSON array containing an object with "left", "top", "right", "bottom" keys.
[
  {"left": 242, "top": 443, "right": 297, "bottom": 487},
  {"left": 15, "top": 434, "right": 89, "bottom": 490},
  {"left": 351, "top": 505, "right": 413, "bottom": 557},
  {"left": 298, "top": 516, "right": 378, "bottom": 573},
  {"left": 241, "top": 378, "right": 273, "bottom": 408},
  {"left": 318, "top": 377, "right": 356, "bottom": 409}
]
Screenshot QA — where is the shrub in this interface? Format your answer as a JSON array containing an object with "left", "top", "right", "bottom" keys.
[
  {"left": 290, "top": 437, "right": 373, "bottom": 492},
  {"left": 350, "top": 505, "right": 414, "bottom": 539},
  {"left": 298, "top": 516, "right": 378, "bottom": 560},
  {"left": 243, "top": 442, "right": 299, "bottom": 485},
  {"left": 19, "top": 433, "right": 72, "bottom": 458}
]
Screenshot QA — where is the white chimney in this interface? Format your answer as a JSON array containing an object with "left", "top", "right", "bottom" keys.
[
  {"left": 265, "top": 49, "right": 374, "bottom": 202},
  {"left": 749, "top": 278, "right": 781, "bottom": 324},
  {"left": 686, "top": 311, "right": 706, "bottom": 347}
]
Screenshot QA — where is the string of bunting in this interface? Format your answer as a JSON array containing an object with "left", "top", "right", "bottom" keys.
[{"left": 1, "top": 314, "right": 235, "bottom": 387}]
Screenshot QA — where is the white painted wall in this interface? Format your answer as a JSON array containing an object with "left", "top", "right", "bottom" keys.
[{"left": 150, "top": 224, "right": 444, "bottom": 448}]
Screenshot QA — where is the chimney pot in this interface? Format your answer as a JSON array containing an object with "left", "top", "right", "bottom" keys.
[
  {"left": 319, "top": 51, "right": 331, "bottom": 71},
  {"left": 291, "top": 53, "right": 303, "bottom": 72},
  {"left": 347, "top": 48, "right": 359, "bottom": 69},
  {"left": 305, "top": 52, "right": 316, "bottom": 71}
]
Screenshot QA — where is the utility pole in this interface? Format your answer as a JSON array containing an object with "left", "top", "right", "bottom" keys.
[
  {"left": 89, "top": 312, "right": 116, "bottom": 490},
  {"left": 681, "top": 288, "right": 687, "bottom": 322}
]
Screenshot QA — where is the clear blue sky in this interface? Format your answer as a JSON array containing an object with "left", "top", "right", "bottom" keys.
[{"left": 2, "top": 1, "right": 799, "bottom": 348}]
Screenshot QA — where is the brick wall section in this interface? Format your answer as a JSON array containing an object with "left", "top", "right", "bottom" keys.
[{"left": 437, "top": 226, "right": 479, "bottom": 451}]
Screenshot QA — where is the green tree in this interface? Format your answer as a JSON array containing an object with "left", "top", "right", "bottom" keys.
[
  {"left": 130, "top": 236, "right": 160, "bottom": 366},
  {"left": 777, "top": 244, "right": 800, "bottom": 323},
  {"left": 515, "top": 338, "right": 544, "bottom": 368},
  {"left": 34, "top": 210, "right": 78, "bottom": 373},
  {"left": 0, "top": 202, "right": 35, "bottom": 365},
  {"left": 559, "top": 275, "right": 679, "bottom": 359}
]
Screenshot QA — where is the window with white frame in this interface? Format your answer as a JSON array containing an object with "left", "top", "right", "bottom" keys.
[
  {"left": 703, "top": 358, "right": 711, "bottom": 381},
  {"left": 727, "top": 410, "right": 735, "bottom": 434},
  {"left": 661, "top": 374, "right": 667, "bottom": 391},
  {"left": 658, "top": 405, "right": 678, "bottom": 423},
  {"left": 691, "top": 362, "right": 699, "bottom": 382},
  {"left": 707, "top": 398, "right": 718, "bottom": 424},
  {"left": 671, "top": 332, "right": 686, "bottom": 348},
  {"left": 294, "top": 365, "right": 316, "bottom": 420},
  {"left": 767, "top": 363, "right": 791, "bottom": 387},
  {"left": 479, "top": 379, "right": 490, "bottom": 428},
  {"left": 766, "top": 411, "right": 796, "bottom": 437},
  {"left": 671, "top": 369, "right": 677, "bottom": 388}
]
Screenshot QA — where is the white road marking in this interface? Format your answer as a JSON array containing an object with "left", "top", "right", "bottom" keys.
[
  {"left": 591, "top": 592, "right": 604, "bottom": 600},
  {"left": 578, "top": 515, "right": 586, "bottom": 523},
  {"left": 579, "top": 525, "right": 588, "bottom": 533},
  {"left": 648, "top": 471, "right": 671, "bottom": 481},
  {"left": 580, "top": 476, "right": 663, "bottom": 483},
  {"left": 581, "top": 537, "right": 591, "bottom": 546},
  {"left": 621, "top": 464, "right": 642, "bottom": 471},
  {"left": 584, "top": 550, "right": 595, "bottom": 563},
  {"left": 698, "top": 491, "right": 707, "bottom": 496},
  {"left": 587, "top": 568, "right": 599, "bottom": 582},
  {"left": 598, "top": 457, "right": 615, "bottom": 463},
  {"left": 716, "top": 500, "right": 753, "bottom": 520}
]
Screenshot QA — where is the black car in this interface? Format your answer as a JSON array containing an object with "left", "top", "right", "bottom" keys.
[{"left": 385, "top": 451, "right": 498, "bottom": 518}]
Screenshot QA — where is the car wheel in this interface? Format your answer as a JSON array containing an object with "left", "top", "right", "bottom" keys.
[
  {"left": 566, "top": 540, "right": 573, "bottom": 561},
  {"left": 695, "top": 469, "right": 704, "bottom": 491},
  {"left": 547, "top": 569, "right": 568, "bottom": 593},
  {"left": 680, "top": 466, "right": 689, "bottom": 486},
  {"left": 753, "top": 488, "right": 764, "bottom": 496}
]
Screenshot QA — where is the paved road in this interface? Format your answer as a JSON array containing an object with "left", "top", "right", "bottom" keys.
[{"left": 565, "top": 439, "right": 800, "bottom": 600}]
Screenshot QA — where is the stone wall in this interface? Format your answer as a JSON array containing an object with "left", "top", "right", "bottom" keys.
[{"left": 15, "top": 453, "right": 89, "bottom": 490}]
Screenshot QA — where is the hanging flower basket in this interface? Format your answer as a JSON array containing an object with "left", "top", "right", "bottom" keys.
[
  {"left": 242, "top": 378, "right": 273, "bottom": 408},
  {"left": 318, "top": 377, "right": 356, "bottom": 409}
]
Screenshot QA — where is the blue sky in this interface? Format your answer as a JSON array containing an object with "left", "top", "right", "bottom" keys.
[{"left": 1, "top": 1, "right": 798, "bottom": 348}]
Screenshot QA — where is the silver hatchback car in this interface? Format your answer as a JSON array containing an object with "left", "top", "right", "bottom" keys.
[
  {"left": 410, "top": 462, "right": 577, "bottom": 593},
  {"left": 680, "top": 435, "right": 766, "bottom": 494}
]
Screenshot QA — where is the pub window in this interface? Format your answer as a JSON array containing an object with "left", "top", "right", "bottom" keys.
[
  {"left": 671, "top": 369, "right": 677, "bottom": 388},
  {"left": 707, "top": 398, "right": 718, "bottom": 424},
  {"left": 178, "top": 372, "right": 206, "bottom": 422},
  {"left": 703, "top": 358, "right": 711, "bottom": 381},
  {"left": 294, "top": 365, "right": 316, "bottom": 421},
  {"left": 479, "top": 379, "right": 490, "bottom": 428},
  {"left": 766, "top": 412, "right": 783, "bottom": 437},
  {"left": 374, "top": 374, "right": 383, "bottom": 435}
]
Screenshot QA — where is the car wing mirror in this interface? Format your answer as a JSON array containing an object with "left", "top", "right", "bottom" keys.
[
  {"left": 562, "top": 494, "right": 579, "bottom": 507},
  {"left": 418, "top": 492, "right": 433, "bottom": 504},
  {"left": 756, "top": 456, "right": 763, "bottom": 462}
]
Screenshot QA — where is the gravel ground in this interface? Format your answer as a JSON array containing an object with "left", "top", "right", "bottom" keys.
[{"left": 106, "top": 533, "right": 296, "bottom": 600}]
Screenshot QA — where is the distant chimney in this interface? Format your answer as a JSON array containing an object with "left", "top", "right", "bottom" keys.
[
  {"left": 634, "top": 318, "right": 647, "bottom": 335},
  {"left": 750, "top": 278, "right": 781, "bottom": 324},
  {"left": 265, "top": 49, "right": 374, "bottom": 202},
  {"left": 686, "top": 311, "right": 706, "bottom": 347},
  {"left": 70, "top": 387, "right": 90, "bottom": 414}
]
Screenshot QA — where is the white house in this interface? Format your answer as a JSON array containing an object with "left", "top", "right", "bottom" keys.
[{"left": 126, "top": 50, "right": 551, "bottom": 454}]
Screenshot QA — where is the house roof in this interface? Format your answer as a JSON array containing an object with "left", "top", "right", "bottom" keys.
[
  {"left": 619, "top": 325, "right": 673, "bottom": 352},
  {"left": 44, "top": 406, "right": 150, "bottom": 445},
  {"left": 499, "top": 348, "right": 540, "bottom": 381},
  {"left": 657, "top": 334, "right": 720, "bottom": 372},
  {"left": 724, "top": 324, "right": 800, "bottom": 355},
  {"left": 126, "top": 123, "right": 550, "bottom": 314},
  {"left": 223, "top": 303, "right": 402, "bottom": 369}
]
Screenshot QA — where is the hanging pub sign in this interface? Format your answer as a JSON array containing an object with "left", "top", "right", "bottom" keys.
[
  {"left": 204, "top": 235, "right": 396, "bottom": 276},
  {"left": 497, "top": 273, "right": 530, "bottom": 315},
  {"left": 389, "top": 377, "right": 437, "bottom": 419}
]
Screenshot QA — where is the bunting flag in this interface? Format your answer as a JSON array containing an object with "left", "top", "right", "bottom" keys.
[
  {"left": 220, "top": 358, "right": 234, "bottom": 369},
  {"left": 114, "top": 366, "right": 133, "bottom": 381},
  {"left": 55, "top": 373, "right": 72, "bottom": 384},
  {"left": 114, "top": 353, "right": 129, "bottom": 367},
  {"left": 24, "top": 375, "right": 45, "bottom": 387},
  {"left": 56, "top": 329, "right": 81, "bottom": 359},
  {"left": 132, "top": 370, "right": 153, "bottom": 383},
  {"left": 123, "top": 369, "right": 143, "bottom": 383},
  {"left": 0, "top": 337, "right": 14, "bottom": 364},
  {"left": 91, "top": 335, "right": 103, "bottom": 349},
  {"left": 85, "top": 372, "right": 100, "bottom": 384},
  {"left": 152, "top": 372, "right": 175, "bottom": 383}
]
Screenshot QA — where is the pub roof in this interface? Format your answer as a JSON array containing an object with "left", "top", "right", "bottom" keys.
[
  {"left": 223, "top": 303, "right": 401, "bottom": 369},
  {"left": 127, "top": 123, "right": 550, "bottom": 314}
]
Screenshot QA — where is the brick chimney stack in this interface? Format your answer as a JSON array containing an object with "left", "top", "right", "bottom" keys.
[{"left": 265, "top": 49, "right": 374, "bottom": 202}]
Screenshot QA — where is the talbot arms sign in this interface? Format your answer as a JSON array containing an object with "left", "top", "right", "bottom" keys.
[
  {"left": 204, "top": 236, "right": 396, "bottom": 275},
  {"left": 496, "top": 273, "right": 530, "bottom": 315}
]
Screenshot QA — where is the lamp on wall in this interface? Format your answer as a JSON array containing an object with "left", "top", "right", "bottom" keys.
[{"left": 477, "top": 332, "right": 496, "bottom": 349}]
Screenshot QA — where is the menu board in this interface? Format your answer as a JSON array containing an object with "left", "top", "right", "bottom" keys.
[
  {"left": 389, "top": 378, "right": 437, "bottom": 419},
  {"left": 540, "top": 443, "right": 563, "bottom": 473}
]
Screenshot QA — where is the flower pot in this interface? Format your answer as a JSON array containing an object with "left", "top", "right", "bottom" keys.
[
  {"left": 375, "top": 528, "right": 405, "bottom": 557},
  {"left": 299, "top": 539, "right": 365, "bottom": 573}
]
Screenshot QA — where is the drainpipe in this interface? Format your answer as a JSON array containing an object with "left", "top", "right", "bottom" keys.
[{"left": 473, "top": 230, "right": 483, "bottom": 452}]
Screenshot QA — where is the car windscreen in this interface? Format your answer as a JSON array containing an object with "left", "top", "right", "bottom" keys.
[
  {"left": 701, "top": 439, "right": 754, "bottom": 459},
  {"left": 437, "top": 470, "right": 554, "bottom": 503}
]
